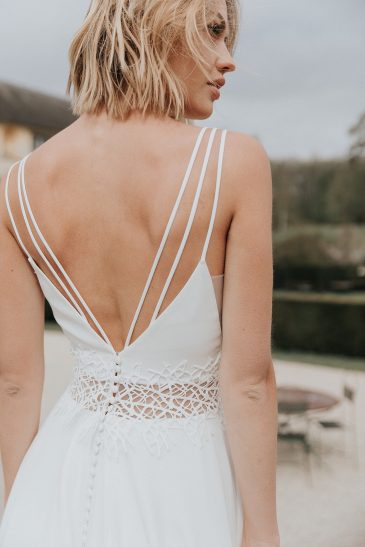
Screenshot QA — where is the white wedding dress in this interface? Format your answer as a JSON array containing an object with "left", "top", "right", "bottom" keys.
[{"left": 0, "top": 126, "right": 243, "bottom": 546}]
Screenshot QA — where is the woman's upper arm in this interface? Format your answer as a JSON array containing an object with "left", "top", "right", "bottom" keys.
[
  {"left": 0, "top": 171, "right": 45, "bottom": 382},
  {"left": 220, "top": 133, "right": 274, "bottom": 387}
]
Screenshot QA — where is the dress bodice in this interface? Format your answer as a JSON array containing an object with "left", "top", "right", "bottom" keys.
[{"left": 5, "top": 125, "right": 228, "bottom": 425}]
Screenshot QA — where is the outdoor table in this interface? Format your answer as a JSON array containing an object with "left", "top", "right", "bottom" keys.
[
  {"left": 277, "top": 386, "right": 341, "bottom": 415},
  {"left": 276, "top": 386, "right": 343, "bottom": 458}
]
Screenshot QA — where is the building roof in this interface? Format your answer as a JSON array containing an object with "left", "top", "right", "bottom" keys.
[{"left": 0, "top": 80, "right": 76, "bottom": 134}]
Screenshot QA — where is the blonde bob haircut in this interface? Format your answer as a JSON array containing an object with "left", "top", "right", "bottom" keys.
[{"left": 66, "top": 0, "right": 240, "bottom": 122}]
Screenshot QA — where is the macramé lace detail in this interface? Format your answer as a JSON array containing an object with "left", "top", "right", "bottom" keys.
[
  {"left": 50, "top": 345, "right": 226, "bottom": 458},
  {"left": 68, "top": 346, "right": 117, "bottom": 380},
  {"left": 69, "top": 355, "right": 221, "bottom": 420}
]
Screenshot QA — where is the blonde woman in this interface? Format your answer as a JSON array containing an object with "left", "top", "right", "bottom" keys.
[{"left": 0, "top": 0, "right": 279, "bottom": 545}]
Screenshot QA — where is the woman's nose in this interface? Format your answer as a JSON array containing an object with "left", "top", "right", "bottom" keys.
[{"left": 217, "top": 47, "right": 236, "bottom": 73}]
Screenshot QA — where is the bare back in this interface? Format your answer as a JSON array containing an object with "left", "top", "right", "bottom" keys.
[{"left": 3, "top": 117, "right": 234, "bottom": 352}]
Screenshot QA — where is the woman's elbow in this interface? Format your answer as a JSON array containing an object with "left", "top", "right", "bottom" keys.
[
  {"left": 219, "top": 358, "right": 276, "bottom": 400},
  {"left": 0, "top": 368, "right": 44, "bottom": 398}
]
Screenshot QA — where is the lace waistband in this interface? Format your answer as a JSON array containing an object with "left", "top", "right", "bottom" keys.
[
  {"left": 68, "top": 347, "right": 223, "bottom": 421},
  {"left": 70, "top": 368, "right": 220, "bottom": 420},
  {"left": 51, "top": 350, "right": 225, "bottom": 459}
]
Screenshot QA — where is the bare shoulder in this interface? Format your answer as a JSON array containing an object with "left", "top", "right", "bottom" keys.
[
  {"left": 0, "top": 163, "right": 19, "bottom": 232},
  {"left": 0, "top": 128, "right": 64, "bottom": 234},
  {"left": 223, "top": 129, "right": 272, "bottom": 209}
]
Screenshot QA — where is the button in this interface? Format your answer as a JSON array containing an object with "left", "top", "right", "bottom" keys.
[
  {"left": 114, "top": 364, "right": 121, "bottom": 373},
  {"left": 112, "top": 384, "right": 118, "bottom": 394},
  {"left": 108, "top": 396, "right": 116, "bottom": 405},
  {"left": 115, "top": 354, "right": 122, "bottom": 365}
]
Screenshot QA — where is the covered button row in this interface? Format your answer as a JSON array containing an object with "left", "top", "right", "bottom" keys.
[
  {"left": 108, "top": 354, "right": 123, "bottom": 404},
  {"left": 81, "top": 356, "right": 121, "bottom": 546}
]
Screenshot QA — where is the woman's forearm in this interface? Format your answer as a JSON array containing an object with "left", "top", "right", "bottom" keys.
[
  {"left": 0, "top": 374, "right": 43, "bottom": 505},
  {"left": 220, "top": 363, "right": 280, "bottom": 546}
]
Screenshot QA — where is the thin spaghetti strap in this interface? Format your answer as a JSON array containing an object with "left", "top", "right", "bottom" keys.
[
  {"left": 5, "top": 159, "right": 89, "bottom": 321},
  {"left": 4, "top": 160, "right": 34, "bottom": 260},
  {"left": 149, "top": 127, "right": 218, "bottom": 324},
  {"left": 17, "top": 156, "right": 114, "bottom": 345},
  {"left": 200, "top": 128, "right": 227, "bottom": 261},
  {"left": 124, "top": 126, "right": 208, "bottom": 347}
]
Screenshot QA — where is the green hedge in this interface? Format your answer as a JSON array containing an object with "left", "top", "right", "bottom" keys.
[
  {"left": 46, "top": 291, "right": 365, "bottom": 357},
  {"left": 45, "top": 301, "right": 55, "bottom": 322},
  {"left": 272, "top": 291, "right": 365, "bottom": 357}
]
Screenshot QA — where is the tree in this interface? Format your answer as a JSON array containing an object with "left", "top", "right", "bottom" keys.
[{"left": 349, "top": 111, "right": 365, "bottom": 160}]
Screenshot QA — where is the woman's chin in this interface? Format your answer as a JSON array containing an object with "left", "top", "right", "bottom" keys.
[{"left": 185, "top": 103, "right": 214, "bottom": 120}]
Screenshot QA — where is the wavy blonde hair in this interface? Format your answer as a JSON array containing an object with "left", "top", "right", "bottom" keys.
[{"left": 66, "top": 0, "right": 240, "bottom": 121}]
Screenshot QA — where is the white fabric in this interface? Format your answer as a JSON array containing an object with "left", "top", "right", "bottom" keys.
[{"left": 0, "top": 127, "right": 244, "bottom": 547}]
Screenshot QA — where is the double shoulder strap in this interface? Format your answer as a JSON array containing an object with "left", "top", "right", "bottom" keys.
[{"left": 4, "top": 126, "right": 227, "bottom": 350}]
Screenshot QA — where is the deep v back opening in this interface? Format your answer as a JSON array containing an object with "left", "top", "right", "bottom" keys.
[
  {"left": 29, "top": 257, "right": 221, "bottom": 356},
  {"left": 5, "top": 126, "right": 228, "bottom": 355}
]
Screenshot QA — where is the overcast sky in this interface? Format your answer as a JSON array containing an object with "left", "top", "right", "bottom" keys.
[{"left": 0, "top": 0, "right": 364, "bottom": 160}]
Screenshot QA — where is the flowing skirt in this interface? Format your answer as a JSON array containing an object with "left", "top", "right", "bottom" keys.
[{"left": 0, "top": 387, "right": 243, "bottom": 547}]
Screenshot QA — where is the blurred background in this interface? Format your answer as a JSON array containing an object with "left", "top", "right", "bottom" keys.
[{"left": 0, "top": 1, "right": 364, "bottom": 545}]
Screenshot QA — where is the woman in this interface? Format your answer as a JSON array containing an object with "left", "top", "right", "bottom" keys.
[{"left": 0, "top": 0, "right": 279, "bottom": 545}]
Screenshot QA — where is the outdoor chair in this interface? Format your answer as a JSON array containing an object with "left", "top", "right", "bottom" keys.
[
  {"left": 277, "top": 401, "right": 314, "bottom": 485},
  {"left": 306, "top": 381, "right": 359, "bottom": 469}
]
